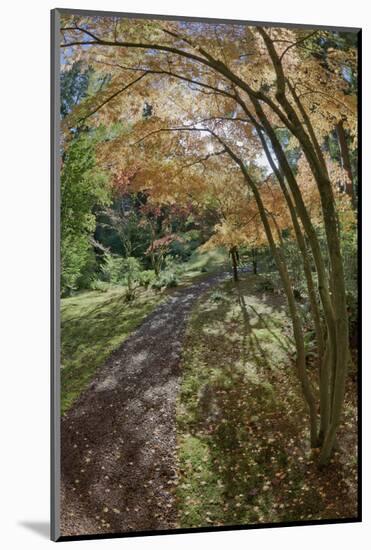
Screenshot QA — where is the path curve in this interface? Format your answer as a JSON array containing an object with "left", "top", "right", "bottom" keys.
[{"left": 60, "top": 273, "right": 226, "bottom": 537}]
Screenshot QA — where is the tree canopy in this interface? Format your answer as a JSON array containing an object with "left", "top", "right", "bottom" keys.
[{"left": 59, "top": 15, "right": 358, "bottom": 466}]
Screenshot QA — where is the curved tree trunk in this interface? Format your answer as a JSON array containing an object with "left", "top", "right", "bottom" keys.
[
  {"left": 220, "top": 141, "right": 319, "bottom": 447},
  {"left": 257, "top": 29, "right": 349, "bottom": 463}
]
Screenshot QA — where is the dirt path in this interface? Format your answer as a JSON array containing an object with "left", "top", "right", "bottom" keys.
[{"left": 60, "top": 273, "right": 226, "bottom": 537}]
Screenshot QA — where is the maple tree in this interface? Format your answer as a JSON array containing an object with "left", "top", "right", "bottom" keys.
[{"left": 59, "top": 16, "right": 358, "bottom": 465}]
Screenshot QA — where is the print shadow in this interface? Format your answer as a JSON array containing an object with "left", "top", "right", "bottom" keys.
[{"left": 18, "top": 521, "right": 49, "bottom": 539}]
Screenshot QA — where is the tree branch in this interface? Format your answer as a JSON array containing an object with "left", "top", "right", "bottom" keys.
[
  {"left": 175, "top": 148, "right": 227, "bottom": 174},
  {"left": 71, "top": 72, "right": 150, "bottom": 126},
  {"left": 279, "top": 31, "right": 318, "bottom": 62},
  {"left": 61, "top": 24, "right": 294, "bottom": 132}
]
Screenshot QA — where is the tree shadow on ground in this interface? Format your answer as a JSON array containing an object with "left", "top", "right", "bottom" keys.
[
  {"left": 60, "top": 274, "right": 226, "bottom": 536},
  {"left": 61, "top": 289, "right": 164, "bottom": 413},
  {"left": 177, "top": 278, "right": 358, "bottom": 527}
]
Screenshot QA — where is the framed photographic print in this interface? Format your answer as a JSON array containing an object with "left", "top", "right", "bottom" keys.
[{"left": 51, "top": 8, "right": 361, "bottom": 542}]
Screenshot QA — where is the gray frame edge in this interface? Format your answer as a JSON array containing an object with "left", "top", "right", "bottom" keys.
[
  {"left": 51, "top": 7, "right": 61, "bottom": 543},
  {"left": 55, "top": 7, "right": 361, "bottom": 33}
]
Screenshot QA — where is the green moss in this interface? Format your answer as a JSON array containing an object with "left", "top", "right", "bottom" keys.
[
  {"left": 177, "top": 435, "right": 224, "bottom": 527},
  {"left": 61, "top": 287, "right": 165, "bottom": 414}
]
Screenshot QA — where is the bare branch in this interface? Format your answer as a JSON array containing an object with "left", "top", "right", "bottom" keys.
[
  {"left": 175, "top": 148, "right": 227, "bottom": 174},
  {"left": 71, "top": 72, "right": 150, "bottom": 127},
  {"left": 279, "top": 31, "right": 318, "bottom": 62}
]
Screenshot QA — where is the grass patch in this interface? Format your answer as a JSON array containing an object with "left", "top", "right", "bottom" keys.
[
  {"left": 175, "top": 274, "right": 358, "bottom": 527},
  {"left": 60, "top": 249, "right": 228, "bottom": 415},
  {"left": 61, "top": 286, "right": 165, "bottom": 414},
  {"left": 178, "top": 247, "right": 229, "bottom": 284}
]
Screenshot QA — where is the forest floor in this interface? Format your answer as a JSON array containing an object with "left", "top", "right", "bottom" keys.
[
  {"left": 60, "top": 272, "right": 358, "bottom": 538},
  {"left": 60, "top": 272, "right": 227, "bottom": 537}
]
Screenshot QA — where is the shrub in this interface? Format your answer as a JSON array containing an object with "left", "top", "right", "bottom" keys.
[
  {"left": 121, "top": 257, "right": 143, "bottom": 301},
  {"left": 89, "top": 278, "right": 110, "bottom": 292},
  {"left": 151, "top": 271, "right": 179, "bottom": 290},
  {"left": 100, "top": 253, "right": 125, "bottom": 284},
  {"left": 138, "top": 269, "right": 157, "bottom": 288},
  {"left": 77, "top": 248, "right": 99, "bottom": 290},
  {"left": 61, "top": 233, "right": 91, "bottom": 296},
  {"left": 99, "top": 253, "right": 143, "bottom": 300}
]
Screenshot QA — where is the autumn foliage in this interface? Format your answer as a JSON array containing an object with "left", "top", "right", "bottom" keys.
[{"left": 59, "top": 15, "right": 358, "bottom": 467}]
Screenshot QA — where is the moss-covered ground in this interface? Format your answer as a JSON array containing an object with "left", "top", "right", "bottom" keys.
[
  {"left": 61, "top": 287, "right": 165, "bottom": 414},
  {"left": 175, "top": 274, "right": 358, "bottom": 527}
]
